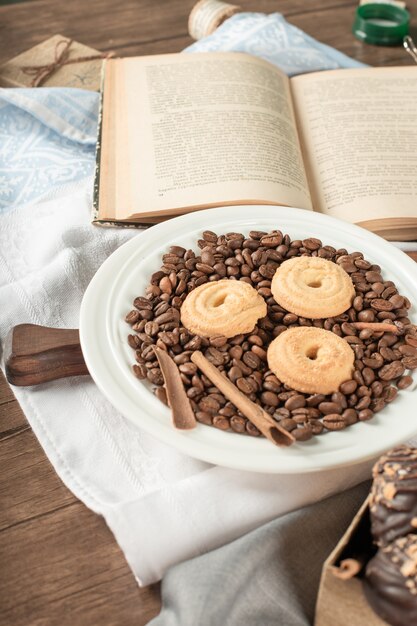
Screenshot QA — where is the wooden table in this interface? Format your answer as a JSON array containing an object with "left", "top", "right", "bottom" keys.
[{"left": 0, "top": 1, "right": 416, "bottom": 624}]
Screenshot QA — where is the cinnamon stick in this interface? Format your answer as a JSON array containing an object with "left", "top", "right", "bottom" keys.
[
  {"left": 153, "top": 347, "right": 196, "bottom": 430},
  {"left": 190, "top": 351, "right": 294, "bottom": 447},
  {"left": 351, "top": 322, "right": 399, "bottom": 334}
]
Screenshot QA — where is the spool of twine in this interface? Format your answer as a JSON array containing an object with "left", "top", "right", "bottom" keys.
[{"left": 188, "top": 0, "right": 242, "bottom": 40}]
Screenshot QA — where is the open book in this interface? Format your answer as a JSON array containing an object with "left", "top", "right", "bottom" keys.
[{"left": 94, "top": 52, "right": 417, "bottom": 240}]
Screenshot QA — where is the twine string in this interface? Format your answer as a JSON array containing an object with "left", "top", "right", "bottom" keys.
[{"left": 21, "top": 38, "right": 114, "bottom": 87}]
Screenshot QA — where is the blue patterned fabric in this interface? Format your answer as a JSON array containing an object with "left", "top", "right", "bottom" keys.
[
  {"left": 186, "top": 12, "right": 367, "bottom": 75},
  {"left": 0, "top": 13, "right": 366, "bottom": 213},
  {"left": 0, "top": 88, "right": 99, "bottom": 212}
]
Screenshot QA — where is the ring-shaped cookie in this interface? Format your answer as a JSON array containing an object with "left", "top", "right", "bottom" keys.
[
  {"left": 267, "top": 327, "right": 354, "bottom": 394},
  {"left": 180, "top": 279, "right": 267, "bottom": 338},
  {"left": 271, "top": 256, "right": 355, "bottom": 319}
]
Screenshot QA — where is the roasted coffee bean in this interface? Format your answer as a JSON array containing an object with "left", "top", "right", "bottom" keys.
[
  {"left": 342, "top": 408, "right": 358, "bottom": 426},
  {"left": 293, "top": 425, "right": 313, "bottom": 441},
  {"left": 356, "top": 395, "right": 371, "bottom": 410},
  {"left": 147, "top": 368, "right": 163, "bottom": 385},
  {"left": 353, "top": 296, "right": 363, "bottom": 311},
  {"left": 365, "top": 271, "right": 383, "bottom": 283},
  {"left": 362, "top": 367, "right": 375, "bottom": 385},
  {"left": 128, "top": 334, "right": 141, "bottom": 349},
  {"left": 348, "top": 393, "right": 358, "bottom": 407},
  {"left": 134, "top": 296, "right": 153, "bottom": 310},
  {"left": 339, "top": 379, "right": 358, "bottom": 395},
  {"left": 322, "top": 414, "right": 346, "bottom": 430},
  {"left": 133, "top": 319, "right": 147, "bottom": 332},
  {"left": 283, "top": 313, "right": 298, "bottom": 325},
  {"left": 285, "top": 395, "right": 306, "bottom": 411},
  {"left": 200, "top": 249, "right": 215, "bottom": 265},
  {"left": 353, "top": 370, "right": 365, "bottom": 386},
  {"left": 370, "top": 299, "right": 394, "bottom": 312},
  {"left": 145, "top": 321, "right": 159, "bottom": 336},
  {"left": 228, "top": 345, "right": 243, "bottom": 360},
  {"left": 302, "top": 237, "right": 321, "bottom": 250},
  {"left": 357, "top": 385, "right": 371, "bottom": 398},
  {"left": 199, "top": 396, "right": 220, "bottom": 414},
  {"left": 379, "top": 360, "right": 405, "bottom": 381},
  {"left": 389, "top": 294, "right": 405, "bottom": 309},
  {"left": 230, "top": 334, "right": 245, "bottom": 345},
  {"left": 363, "top": 353, "right": 384, "bottom": 369},
  {"left": 263, "top": 376, "right": 281, "bottom": 393},
  {"left": 202, "top": 230, "right": 217, "bottom": 243},
  {"left": 243, "top": 351, "right": 261, "bottom": 369},
  {"left": 379, "top": 346, "right": 397, "bottom": 361},
  {"left": 169, "top": 245, "right": 186, "bottom": 257},
  {"left": 278, "top": 418, "right": 296, "bottom": 432},
  {"left": 125, "top": 310, "right": 140, "bottom": 324},
  {"left": 251, "top": 345, "right": 267, "bottom": 361},
  {"left": 179, "top": 362, "right": 197, "bottom": 376},
  {"left": 309, "top": 419, "right": 324, "bottom": 435},
  {"left": 371, "top": 398, "right": 385, "bottom": 413},
  {"left": 228, "top": 366, "right": 243, "bottom": 383},
  {"left": 318, "top": 401, "right": 343, "bottom": 415},
  {"left": 371, "top": 381, "right": 384, "bottom": 397},
  {"left": 159, "top": 276, "right": 173, "bottom": 295},
  {"left": 230, "top": 416, "right": 246, "bottom": 433},
  {"left": 403, "top": 356, "right": 417, "bottom": 369},
  {"left": 259, "top": 264, "right": 276, "bottom": 279},
  {"left": 205, "top": 347, "right": 225, "bottom": 366},
  {"left": 235, "top": 377, "right": 255, "bottom": 394},
  {"left": 209, "top": 334, "right": 227, "bottom": 348},
  {"left": 383, "top": 386, "right": 398, "bottom": 403},
  {"left": 132, "top": 363, "right": 147, "bottom": 379},
  {"left": 261, "top": 391, "right": 279, "bottom": 407},
  {"left": 212, "top": 415, "right": 230, "bottom": 431},
  {"left": 357, "top": 309, "right": 375, "bottom": 322},
  {"left": 261, "top": 232, "right": 283, "bottom": 247},
  {"left": 397, "top": 375, "right": 413, "bottom": 389},
  {"left": 405, "top": 334, "right": 417, "bottom": 348},
  {"left": 306, "top": 394, "right": 326, "bottom": 407},
  {"left": 358, "top": 408, "right": 374, "bottom": 421},
  {"left": 154, "top": 301, "right": 169, "bottom": 316},
  {"left": 191, "top": 375, "right": 204, "bottom": 392},
  {"left": 246, "top": 421, "right": 261, "bottom": 436},
  {"left": 331, "top": 392, "right": 348, "bottom": 409},
  {"left": 398, "top": 344, "right": 417, "bottom": 356}
]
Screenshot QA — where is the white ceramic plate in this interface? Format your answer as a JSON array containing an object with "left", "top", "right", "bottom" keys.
[{"left": 80, "top": 206, "right": 417, "bottom": 473}]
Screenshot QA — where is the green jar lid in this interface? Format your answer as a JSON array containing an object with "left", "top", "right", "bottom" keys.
[{"left": 353, "top": 3, "right": 410, "bottom": 46}]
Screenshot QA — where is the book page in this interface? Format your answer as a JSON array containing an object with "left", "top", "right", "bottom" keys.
[
  {"left": 290, "top": 67, "right": 417, "bottom": 224},
  {"left": 109, "top": 52, "right": 312, "bottom": 218}
]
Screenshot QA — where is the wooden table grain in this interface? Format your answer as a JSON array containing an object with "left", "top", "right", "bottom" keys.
[{"left": 0, "top": 1, "right": 416, "bottom": 624}]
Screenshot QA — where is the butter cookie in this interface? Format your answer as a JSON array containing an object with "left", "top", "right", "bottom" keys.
[
  {"left": 181, "top": 279, "right": 267, "bottom": 338},
  {"left": 267, "top": 327, "right": 354, "bottom": 394},
  {"left": 271, "top": 256, "right": 355, "bottom": 318}
]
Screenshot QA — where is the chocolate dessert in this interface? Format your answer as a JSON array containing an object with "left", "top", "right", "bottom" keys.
[
  {"left": 370, "top": 446, "right": 417, "bottom": 547},
  {"left": 364, "top": 533, "right": 417, "bottom": 626}
]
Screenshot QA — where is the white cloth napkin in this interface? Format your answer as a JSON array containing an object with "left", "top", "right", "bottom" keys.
[{"left": 2, "top": 177, "right": 412, "bottom": 585}]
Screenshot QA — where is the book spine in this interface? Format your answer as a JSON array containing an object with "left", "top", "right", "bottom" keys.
[{"left": 91, "top": 60, "right": 106, "bottom": 222}]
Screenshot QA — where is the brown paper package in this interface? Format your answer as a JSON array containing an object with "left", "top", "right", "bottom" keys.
[
  {"left": 0, "top": 35, "right": 104, "bottom": 90},
  {"left": 315, "top": 496, "right": 389, "bottom": 626}
]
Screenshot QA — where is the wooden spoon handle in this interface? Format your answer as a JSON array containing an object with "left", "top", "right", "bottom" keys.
[{"left": 4, "top": 324, "right": 89, "bottom": 386}]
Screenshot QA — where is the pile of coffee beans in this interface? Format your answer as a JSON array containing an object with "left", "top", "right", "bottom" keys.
[{"left": 125, "top": 229, "right": 417, "bottom": 442}]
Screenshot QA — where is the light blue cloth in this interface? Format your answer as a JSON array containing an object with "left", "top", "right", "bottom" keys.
[
  {"left": 0, "top": 88, "right": 98, "bottom": 212},
  {"left": 186, "top": 12, "right": 367, "bottom": 76},
  {"left": 0, "top": 12, "right": 366, "bottom": 212}
]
